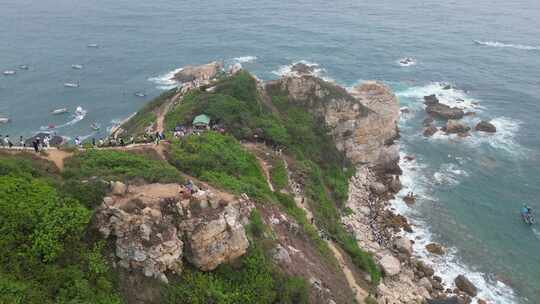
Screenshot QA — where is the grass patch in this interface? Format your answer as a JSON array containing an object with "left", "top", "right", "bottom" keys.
[
  {"left": 168, "top": 132, "right": 273, "bottom": 201},
  {"left": 269, "top": 158, "right": 288, "bottom": 191},
  {"left": 63, "top": 149, "right": 183, "bottom": 184}
]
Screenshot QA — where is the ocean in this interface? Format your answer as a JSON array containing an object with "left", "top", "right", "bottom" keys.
[{"left": 1, "top": 0, "right": 539, "bottom": 302}]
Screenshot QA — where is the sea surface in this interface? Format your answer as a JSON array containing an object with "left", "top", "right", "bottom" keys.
[{"left": 1, "top": 0, "right": 539, "bottom": 302}]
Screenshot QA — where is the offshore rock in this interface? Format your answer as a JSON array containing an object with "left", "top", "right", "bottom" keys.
[
  {"left": 475, "top": 120, "right": 496, "bottom": 133},
  {"left": 454, "top": 275, "right": 478, "bottom": 297},
  {"left": 444, "top": 120, "right": 471, "bottom": 135},
  {"left": 94, "top": 183, "right": 253, "bottom": 281},
  {"left": 426, "top": 103, "right": 464, "bottom": 120}
]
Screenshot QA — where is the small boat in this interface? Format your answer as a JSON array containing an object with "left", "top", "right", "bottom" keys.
[
  {"left": 47, "top": 124, "right": 56, "bottom": 129},
  {"left": 18, "top": 65, "right": 29, "bottom": 70},
  {"left": 3, "top": 70, "right": 16, "bottom": 76},
  {"left": 90, "top": 122, "right": 100, "bottom": 131},
  {"left": 399, "top": 57, "right": 416, "bottom": 67},
  {"left": 51, "top": 108, "right": 68, "bottom": 115},
  {"left": 134, "top": 92, "right": 146, "bottom": 97},
  {"left": 0, "top": 117, "right": 10, "bottom": 124},
  {"left": 87, "top": 43, "right": 99, "bottom": 48},
  {"left": 71, "top": 64, "right": 84, "bottom": 70},
  {"left": 64, "top": 81, "right": 80, "bottom": 88},
  {"left": 521, "top": 206, "right": 536, "bottom": 225},
  {"left": 75, "top": 106, "right": 85, "bottom": 116}
]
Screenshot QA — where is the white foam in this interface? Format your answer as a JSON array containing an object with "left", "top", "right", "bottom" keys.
[
  {"left": 397, "top": 82, "right": 482, "bottom": 111},
  {"left": 148, "top": 67, "right": 183, "bottom": 90},
  {"left": 533, "top": 228, "right": 540, "bottom": 240},
  {"left": 433, "top": 163, "right": 468, "bottom": 187},
  {"left": 272, "top": 60, "right": 333, "bottom": 82},
  {"left": 469, "top": 117, "right": 525, "bottom": 156},
  {"left": 474, "top": 40, "right": 540, "bottom": 51},
  {"left": 233, "top": 56, "right": 257, "bottom": 63},
  {"left": 397, "top": 57, "right": 417, "bottom": 67},
  {"left": 391, "top": 152, "right": 518, "bottom": 304}
]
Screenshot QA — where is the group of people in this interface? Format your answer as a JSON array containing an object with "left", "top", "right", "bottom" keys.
[
  {"left": 0, "top": 134, "right": 51, "bottom": 152},
  {"left": 521, "top": 204, "right": 536, "bottom": 224}
]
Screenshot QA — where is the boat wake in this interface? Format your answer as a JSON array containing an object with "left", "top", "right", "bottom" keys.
[
  {"left": 40, "top": 107, "right": 87, "bottom": 130},
  {"left": 533, "top": 228, "right": 540, "bottom": 240},
  {"left": 474, "top": 40, "right": 540, "bottom": 51}
]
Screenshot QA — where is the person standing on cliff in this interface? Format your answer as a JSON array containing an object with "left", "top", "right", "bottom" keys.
[
  {"left": 4, "top": 135, "right": 13, "bottom": 148},
  {"left": 19, "top": 136, "right": 24, "bottom": 147}
]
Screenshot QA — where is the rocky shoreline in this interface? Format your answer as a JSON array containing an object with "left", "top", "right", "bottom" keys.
[{"left": 342, "top": 161, "right": 488, "bottom": 304}]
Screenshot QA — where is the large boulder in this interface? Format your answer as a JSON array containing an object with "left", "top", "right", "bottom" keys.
[
  {"left": 444, "top": 120, "right": 471, "bottom": 135},
  {"left": 94, "top": 183, "right": 254, "bottom": 282},
  {"left": 290, "top": 62, "right": 316, "bottom": 75},
  {"left": 425, "top": 243, "right": 445, "bottom": 255},
  {"left": 454, "top": 275, "right": 478, "bottom": 297},
  {"left": 393, "top": 237, "right": 413, "bottom": 256},
  {"left": 426, "top": 103, "right": 465, "bottom": 120},
  {"left": 424, "top": 94, "right": 440, "bottom": 106},
  {"left": 173, "top": 62, "right": 223, "bottom": 83},
  {"left": 379, "top": 254, "right": 401, "bottom": 276},
  {"left": 475, "top": 121, "right": 497, "bottom": 133}
]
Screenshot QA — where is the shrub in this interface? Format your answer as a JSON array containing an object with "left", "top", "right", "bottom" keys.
[
  {"left": 121, "top": 89, "right": 176, "bottom": 136},
  {"left": 63, "top": 149, "right": 183, "bottom": 184},
  {"left": 168, "top": 132, "right": 272, "bottom": 200}
]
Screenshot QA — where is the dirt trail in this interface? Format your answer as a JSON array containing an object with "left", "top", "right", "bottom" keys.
[{"left": 283, "top": 159, "right": 367, "bottom": 302}]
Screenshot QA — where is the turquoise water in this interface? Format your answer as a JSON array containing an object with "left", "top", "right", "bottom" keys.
[{"left": 1, "top": 0, "right": 539, "bottom": 302}]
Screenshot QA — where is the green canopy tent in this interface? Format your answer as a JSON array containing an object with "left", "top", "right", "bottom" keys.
[{"left": 192, "top": 114, "right": 211, "bottom": 128}]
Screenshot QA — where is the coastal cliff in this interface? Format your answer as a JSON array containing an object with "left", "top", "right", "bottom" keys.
[{"left": 0, "top": 62, "right": 475, "bottom": 304}]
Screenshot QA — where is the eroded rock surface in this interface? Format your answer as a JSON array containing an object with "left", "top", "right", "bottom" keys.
[
  {"left": 173, "top": 61, "right": 223, "bottom": 83},
  {"left": 266, "top": 76, "right": 400, "bottom": 169},
  {"left": 95, "top": 182, "right": 253, "bottom": 282}
]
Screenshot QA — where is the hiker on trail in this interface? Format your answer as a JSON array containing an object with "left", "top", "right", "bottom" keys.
[
  {"left": 129, "top": 136, "right": 134, "bottom": 144},
  {"left": 98, "top": 138, "right": 104, "bottom": 147},
  {"left": 4, "top": 135, "right": 13, "bottom": 148},
  {"left": 32, "top": 140, "right": 39, "bottom": 153},
  {"left": 74, "top": 136, "right": 81, "bottom": 147},
  {"left": 154, "top": 132, "right": 160, "bottom": 145},
  {"left": 43, "top": 136, "right": 50, "bottom": 149},
  {"left": 120, "top": 138, "right": 125, "bottom": 146},
  {"left": 19, "top": 136, "right": 24, "bottom": 147},
  {"left": 92, "top": 138, "right": 96, "bottom": 147},
  {"left": 0, "top": 135, "right": 3, "bottom": 147}
]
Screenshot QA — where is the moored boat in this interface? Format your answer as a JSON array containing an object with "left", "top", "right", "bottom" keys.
[
  {"left": 0, "top": 117, "right": 10, "bottom": 124},
  {"left": 71, "top": 64, "right": 83, "bottom": 70},
  {"left": 51, "top": 108, "right": 68, "bottom": 115},
  {"left": 3, "top": 70, "right": 16, "bottom": 75},
  {"left": 64, "top": 81, "right": 80, "bottom": 88}
]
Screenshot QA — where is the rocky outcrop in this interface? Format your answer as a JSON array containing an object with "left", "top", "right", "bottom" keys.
[
  {"left": 424, "top": 125, "right": 438, "bottom": 137},
  {"left": 426, "top": 103, "right": 465, "bottom": 120},
  {"left": 266, "top": 76, "right": 400, "bottom": 169},
  {"left": 94, "top": 182, "right": 253, "bottom": 282},
  {"left": 475, "top": 120, "right": 496, "bottom": 133},
  {"left": 380, "top": 254, "right": 401, "bottom": 276},
  {"left": 454, "top": 275, "right": 478, "bottom": 297},
  {"left": 443, "top": 120, "right": 470, "bottom": 135},
  {"left": 425, "top": 243, "right": 445, "bottom": 255},
  {"left": 173, "top": 61, "right": 223, "bottom": 83},
  {"left": 290, "top": 62, "right": 316, "bottom": 75}
]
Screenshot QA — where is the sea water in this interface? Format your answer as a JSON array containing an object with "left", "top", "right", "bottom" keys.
[{"left": 1, "top": 0, "right": 539, "bottom": 302}]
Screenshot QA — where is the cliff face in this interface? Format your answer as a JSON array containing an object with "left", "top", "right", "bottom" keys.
[
  {"left": 267, "top": 76, "right": 399, "bottom": 170},
  {"left": 95, "top": 182, "right": 253, "bottom": 284}
]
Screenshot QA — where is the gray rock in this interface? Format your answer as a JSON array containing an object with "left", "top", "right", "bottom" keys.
[
  {"left": 419, "top": 277, "right": 433, "bottom": 292},
  {"left": 111, "top": 181, "right": 127, "bottom": 196},
  {"left": 273, "top": 244, "right": 292, "bottom": 264},
  {"left": 475, "top": 120, "right": 496, "bottom": 133},
  {"left": 444, "top": 120, "right": 471, "bottom": 135},
  {"left": 394, "top": 237, "right": 413, "bottom": 256},
  {"left": 424, "top": 125, "right": 438, "bottom": 137},
  {"left": 424, "top": 94, "right": 439, "bottom": 106},
  {"left": 426, "top": 103, "right": 464, "bottom": 120},
  {"left": 379, "top": 254, "right": 401, "bottom": 276},
  {"left": 370, "top": 182, "right": 388, "bottom": 195},
  {"left": 454, "top": 274, "right": 478, "bottom": 297}
]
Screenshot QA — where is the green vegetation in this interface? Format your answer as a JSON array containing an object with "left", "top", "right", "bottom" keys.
[
  {"left": 168, "top": 132, "right": 273, "bottom": 201},
  {"left": 165, "top": 71, "right": 381, "bottom": 283},
  {"left": 121, "top": 88, "right": 176, "bottom": 136},
  {"left": 365, "top": 295, "right": 378, "bottom": 304},
  {"left": 63, "top": 149, "right": 183, "bottom": 184},
  {"left": 269, "top": 158, "right": 288, "bottom": 191},
  {"left": 0, "top": 154, "right": 121, "bottom": 303},
  {"left": 162, "top": 210, "right": 309, "bottom": 304}
]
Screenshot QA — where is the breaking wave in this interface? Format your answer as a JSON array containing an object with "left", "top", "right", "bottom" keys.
[
  {"left": 233, "top": 56, "right": 258, "bottom": 63},
  {"left": 397, "top": 82, "right": 482, "bottom": 111},
  {"left": 148, "top": 67, "right": 182, "bottom": 90},
  {"left": 40, "top": 108, "right": 87, "bottom": 131},
  {"left": 272, "top": 60, "right": 334, "bottom": 82},
  {"left": 391, "top": 152, "right": 518, "bottom": 304},
  {"left": 474, "top": 40, "right": 540, "bottom": 51}
]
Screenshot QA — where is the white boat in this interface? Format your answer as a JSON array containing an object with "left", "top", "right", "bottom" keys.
[
  {"left": 399, "top": 57, "right": 416, "bottom": 67},
  {"left": 51, "top": 108, "right": 68, "bottom": 115},
  {"left": 134, "top": 92, "right": 146, "bottom": 97},
  {"left": 0, "top": 117, "right": 10, "bottom": 124},
  {"left": 3, "top": 70, "right": 16, "bottom": 76},
  {"left": 71, "top": 64, "right": 83, "bottom": 70},
  {"left": 75, "top": 106, "right": 85, "bottom": 116},
  {"left": 87, "top": 43, "right": 99, "bottom": 48},
  {"left": 64, "top": 81, "right": 80, "bottom": 88},
  {"left": 18, "top": 65, "right": 29, "bottom": 70}
]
